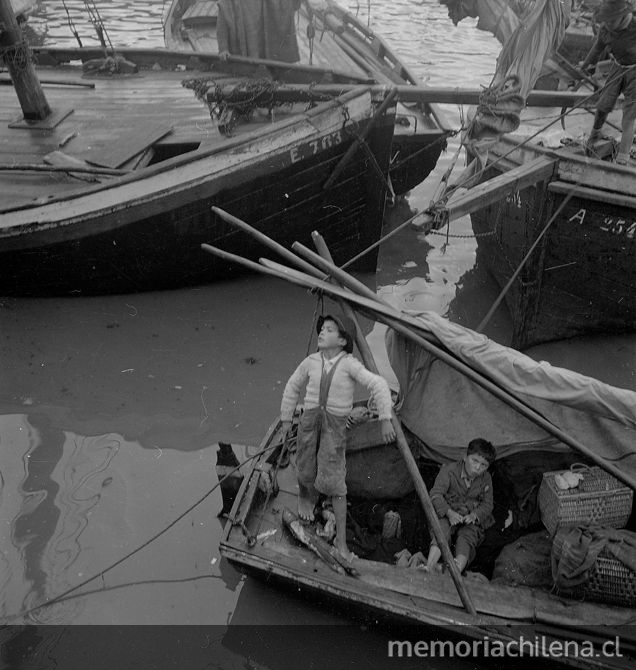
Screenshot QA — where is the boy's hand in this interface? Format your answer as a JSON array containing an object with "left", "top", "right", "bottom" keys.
[
  {"left": 447, "top": 509, "right": 463, "bottom": 526},
  {"left": 281, "top": 421, "right": 292, "bottom": 438},
  {"left": 219, "top": 50, "right": 230, "bottom": 61},
  {"left": 463, "top": 512, "right": 478, "bottom": 525},
  {"left": 380, "top": 419, "right": 396, "bottom": 444},
  {"left": 346, "top": 406, "right": 368, "bottom": 429}
]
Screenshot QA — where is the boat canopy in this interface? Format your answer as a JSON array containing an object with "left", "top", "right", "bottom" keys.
[{"left": 386, "top": 311, "right": 636, "bottom": 484}]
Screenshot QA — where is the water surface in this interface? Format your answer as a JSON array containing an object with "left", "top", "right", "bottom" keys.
[{"left": 1, "top": 0, "right": 635, "bottom": 661}]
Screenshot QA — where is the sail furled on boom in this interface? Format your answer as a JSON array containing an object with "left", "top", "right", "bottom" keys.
[{"left": 439, "top": 0, "right": 571, "bottom": 187}]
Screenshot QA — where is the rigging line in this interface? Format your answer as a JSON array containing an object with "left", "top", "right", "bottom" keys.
[
  {"left": 446, "top": 61, "right": 636, "bottom": 198},
  {"left": 83, "top": 0, "right": 114, "bottom": 53},
  {"left": 0, "top": 441, "right": 279, "bottom": 625},
  {"left": 475, "top": 178, "right": 581, "bottom": 333},
  {"left": 60, "top": 0, "right": 83, "bottom": 48},
  {"left": 337, "top": 71, "right": 623, "bottom": 271}
]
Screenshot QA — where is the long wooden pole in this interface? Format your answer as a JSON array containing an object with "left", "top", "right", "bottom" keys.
[
  {"left": 205, "top": 83, "right": 594, "bottom": 108},
  {"left": 311, "top": 232, "right": 476, "bottom": 615},
  {"left": 255, "top": 255, "right": 636, "bottom": 493},
  {"left": 203, "top": 211, "right": 636, "bottom": 492},
  {"left": 199, "top": 242, "right": 636, "bottom": 492},
  {"left": 211, "top": 206, "right": 438, "bottom": 343},
  {"left": 0, "top": 0, "right": 51, "bottom": 120}
]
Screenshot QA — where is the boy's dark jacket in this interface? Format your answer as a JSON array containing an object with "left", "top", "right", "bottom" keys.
[{"left": 430, "top": 461, "right": 495, "bottom": 528}]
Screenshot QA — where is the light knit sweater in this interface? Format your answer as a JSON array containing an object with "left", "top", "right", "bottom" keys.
[{"left": 280, "top": 352, "right": 392, "bottom": 421}]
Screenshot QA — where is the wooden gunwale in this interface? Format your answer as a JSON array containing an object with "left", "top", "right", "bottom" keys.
[
  {"left": 219, "top": 422, "right": 636, "bottom": 670},
  {"left": 0, "top": 86, "right": 375, "bottom": 225},
  {"left": 31, "top": 45, "right": 372, "bottom": 85}
]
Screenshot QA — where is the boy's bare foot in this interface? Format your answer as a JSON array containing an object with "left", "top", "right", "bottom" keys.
[
  {"left": 297, "top": 482, "right": 317, "bottom": 521},
  {"left": 334, "top": 542, "right": 356, "bottom": 563},
  {"left": 298, "top": 496, "right": 314, "bottom": 521}
]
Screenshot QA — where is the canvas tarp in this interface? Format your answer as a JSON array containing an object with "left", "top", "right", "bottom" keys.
[{"left": 385, "top": 311, "right": 636, "bottom": 487}]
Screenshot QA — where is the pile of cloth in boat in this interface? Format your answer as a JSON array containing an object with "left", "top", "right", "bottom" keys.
[{"left": 552, "top": 525, "right": 636, "bottom": 589}]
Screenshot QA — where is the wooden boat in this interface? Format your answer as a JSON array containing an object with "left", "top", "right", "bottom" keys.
[
  {"left": 468, "top": 113, "right": 636, "bottom": 349},
  {"left": 0, "top": 20, "right": 400, "bottom": 295},
  {"left": 430, "top": 0, "right": 636, "bottom": 349},
  {"left": 163, "top": 0, "right": 452, "bottom": 196},
  {"left": 214, "top": 230, "right": 636, "bottom": 666}
]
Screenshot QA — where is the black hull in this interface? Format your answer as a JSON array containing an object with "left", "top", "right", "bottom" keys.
[
  {"left": 0, "top": 122, "right": 393, "bottom": 297},
  {"left": 389, "top": 132, "right": 447, "bottom": 196},
  {"left": 471, "top": 169, "right": 636, "bottom": 349}
]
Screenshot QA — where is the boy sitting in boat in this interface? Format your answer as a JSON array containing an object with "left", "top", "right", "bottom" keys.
[
  {"left": 423, "top": 438, "right": 496, "bottom": 573},
  {"left": 280, "top": 313, "right": 396, "bottom": 561},
  {"left": 582, "top": 0, "right": 636, "bottom": 164}
]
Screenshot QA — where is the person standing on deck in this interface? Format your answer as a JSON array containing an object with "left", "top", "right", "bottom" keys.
[
  {"left": 280, "top": 314, "right": 395, "bottom": 562},
  {"left": 218, "top": 0, "right": 301, "bottom": 63},
  {"left": 582, "top": 0, "right": 636, "bottom": 164}
]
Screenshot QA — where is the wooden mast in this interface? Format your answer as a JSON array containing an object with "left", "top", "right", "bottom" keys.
[
  {"left": 0, "top": 0, "right": 51, "bottom": 120},
  {"left": 0, "top": 0, "right": 71, "bottom": 127}
]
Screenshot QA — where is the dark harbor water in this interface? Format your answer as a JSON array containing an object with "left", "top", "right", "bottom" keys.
[{"left": 1, "top": 0, "right": 636, "bottom": 667}]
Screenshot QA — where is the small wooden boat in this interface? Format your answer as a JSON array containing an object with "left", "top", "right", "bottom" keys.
[
  {"left": 431, "top": 0, "right": 636, "bottom": 348},
  {"left": 0, "top": 9, "right": 400, "bottom": 295},
  {"left": 469, "top": 116, "right": 636, "bottom": 349},
  {"left": 163, "top": 0, "right": 452, "bottom": 195},
  {"left": 215, "top": 229, "right": 636, "bottom": 666}
]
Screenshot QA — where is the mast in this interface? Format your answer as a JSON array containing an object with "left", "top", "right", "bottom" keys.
[{"left": 0, "top": 0, "right": 52, "bottom": 121}]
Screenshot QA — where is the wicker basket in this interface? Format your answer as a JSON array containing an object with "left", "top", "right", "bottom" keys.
[
  {"left": 538, "top": 466, "right": 633, "bottom": 536},
  {"left": 552, "top": 531, "right": 636, "bottom": 607}
]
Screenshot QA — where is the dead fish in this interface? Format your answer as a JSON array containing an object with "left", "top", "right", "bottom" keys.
[{"left": 282, "top": 508, "right": 358, "bottom": 577}]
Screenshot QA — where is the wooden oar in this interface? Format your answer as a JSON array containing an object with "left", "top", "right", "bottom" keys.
[{"left": 311, "top": 231, "right": 477, "bottom": 615}]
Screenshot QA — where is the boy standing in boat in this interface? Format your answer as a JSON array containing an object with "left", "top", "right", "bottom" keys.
[
  {"left": 582, "top": 0, "right": 636, "bottom": 164},
  {"left": 280, "top": 314, "right": 395, "bottom": 561},
  {"left": 424, "top": 438, "right": 496, "bottom": 573}
]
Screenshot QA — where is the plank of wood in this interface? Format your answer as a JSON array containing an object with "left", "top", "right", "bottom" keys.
[{"left": 82, "top": 122, "right": 173, "bottom": 169}]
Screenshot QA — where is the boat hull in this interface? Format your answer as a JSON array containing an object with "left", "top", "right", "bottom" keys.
[
  {"left": 470, "top": 148, "right": 636, "bottom": 349},
  {"left": 219, "top": 417, "right": 636, "bottom": 670},
  {"left": 163, "top": 0, "right": 451, "bottom": 197},
  {"left": 0, "top": 79, "right": 393, "bottom": 296}
]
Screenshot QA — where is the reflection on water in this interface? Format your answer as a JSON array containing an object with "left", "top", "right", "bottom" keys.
[
  {"left": 2, "top": 0, "right": 635, "bottom": 653},
  {"left": 0, "top": 411, "right": 223, "bottom": 625}
]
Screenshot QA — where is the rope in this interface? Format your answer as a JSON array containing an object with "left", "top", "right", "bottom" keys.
[
  {"left": 61, "top": 0, "right": 84, "bottom": 48},
  {"left": 475, "top": 177, "right": 582, "bottom": 333},
  {"left": 0, "top": 41, "right": 30, "bottom": 70},
  {"left": 0, "top": 441, "right": 279, "bottom": 624},
  {"left": 83, "top": 0, "right": 115, "bottom": 53},
  {"left": 446, "top": 62, "right": 636, "bottom": 197}
]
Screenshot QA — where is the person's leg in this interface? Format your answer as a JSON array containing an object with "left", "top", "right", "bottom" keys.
[
  {"left": 616, "top": 109, "right": 635, "bottom": 162},
  {"left": 424, "top": 545, "right": 442, "bottom": 572},
  {"left": 455, "top": 524, "right": 485, "bottom": 573},
  {"left": 295, "top": 409, "right": 320, "bottom": 521},
  {"left": 424, "top": 517, "right": 452, "bottom": 572},
  {"left": 587, "top": 63, "right": 623, "bottom": 155},
  {"left": 315, "top": 413, "right": 351, "bottom": 555},
  {"left": 616, "top": 74, "right": 636, "bottom": 163},
  {"left": 332, "top": 494, "right": 354, "bottom": 561},
  {"left": 298, "top": 482, "right": 318, "bottom": 521}
]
